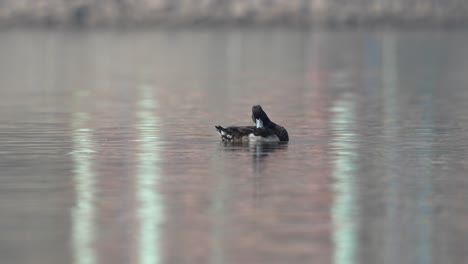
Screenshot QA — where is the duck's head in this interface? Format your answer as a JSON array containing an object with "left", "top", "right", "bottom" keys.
[{"left": 251, "top": 105, "right": 271, "bottom": 128}]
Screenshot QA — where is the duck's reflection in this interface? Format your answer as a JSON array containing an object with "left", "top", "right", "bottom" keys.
[
  {"left": 219, "top": 141, "right": 288, "bottom": 167},
  {"left": 217, "top": 141, "right": 289, "bottom": 207}
]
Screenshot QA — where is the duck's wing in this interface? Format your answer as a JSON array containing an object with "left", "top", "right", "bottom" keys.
[{"left": 215, "top": 125, "right": 256, "bottom": 141}]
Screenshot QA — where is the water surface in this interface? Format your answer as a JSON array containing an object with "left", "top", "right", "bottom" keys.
[{"left": 1, "top": 28, "right": 468, "bottom": 264}]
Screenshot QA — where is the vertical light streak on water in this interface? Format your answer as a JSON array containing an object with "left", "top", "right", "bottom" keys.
[
  {"left": 331, "top": 96, "right": 359, "bottom": 264},
  {"left": 415, "top": 98, "right": 433, "bottom": 264},
  {"left": 415, "top": 47, "right": 436, "bottom": 264},
  {"left": 382, "top": 33, "right": 401, "bottom": 264},
  {"left": 136, "top": 85, "right": 163, "bottom": 264},
  {"left": 71, "top": 111, "right": 96, "bottom": 264}
]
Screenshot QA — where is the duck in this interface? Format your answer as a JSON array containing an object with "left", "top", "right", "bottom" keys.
[{"left": 215, "top": 105, "right": 289, "bottom": 142}]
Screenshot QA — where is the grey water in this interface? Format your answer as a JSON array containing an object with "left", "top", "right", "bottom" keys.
[{"left": 1, "top": 28, "right": 468, "bottom": 264}]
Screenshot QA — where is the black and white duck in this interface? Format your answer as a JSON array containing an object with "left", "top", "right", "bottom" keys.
[{"left": 215, "top": 105, "right": 289, "bottom": 142}]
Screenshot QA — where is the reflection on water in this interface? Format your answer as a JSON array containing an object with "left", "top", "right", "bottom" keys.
[
  {"left": 2, "top": 29, "right": 468, "bottom": 264},
  {"left": 381, "top": 34, "right": 400, "bottom": 264},
  {"left": 136, "top": 85, "right": 163, "bottom": 264},
  {"left": 330, "top": 95, "right": 358, "bottom": 264},
  {"left": 219, "top": 142, "right": 289, "bottom": 169},
  {"left": 71, "top": 108, "right": 96, "bottom": 264},
  {"left": 414, "top": 56, "right": 434, "bottom": 264}
]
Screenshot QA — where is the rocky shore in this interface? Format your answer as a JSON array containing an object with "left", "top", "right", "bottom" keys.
[{"left": 0, "top": 0, "right": 467, "bottom": 27}]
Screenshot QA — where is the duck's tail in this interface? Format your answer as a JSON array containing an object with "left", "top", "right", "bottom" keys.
[
  {"left": 215, "top": 126, "right": 230, "bottom": 141},
  {"left": 215, "top": 125, "right": 224, "bottom": 133}
]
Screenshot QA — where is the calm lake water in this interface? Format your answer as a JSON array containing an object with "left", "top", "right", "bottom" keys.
[{"left": 1, "top": 28, "right": 468, "bottom": 264}]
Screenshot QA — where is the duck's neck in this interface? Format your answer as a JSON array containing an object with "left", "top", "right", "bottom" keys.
[{"left": 260, "top": 113, "right": 271, "bottom": 126}]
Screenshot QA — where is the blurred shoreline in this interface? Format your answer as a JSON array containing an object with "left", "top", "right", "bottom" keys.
[{"left": 0, "top": 0, "right": 468, "bottom": 28}]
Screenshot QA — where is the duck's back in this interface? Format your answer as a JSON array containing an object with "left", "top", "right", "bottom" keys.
[
  {"left": 215, "top": 126, "right": 255, "bottom": 142},
  {"left": 269, "top": 122, "right": 289, "bottom": 142}
]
